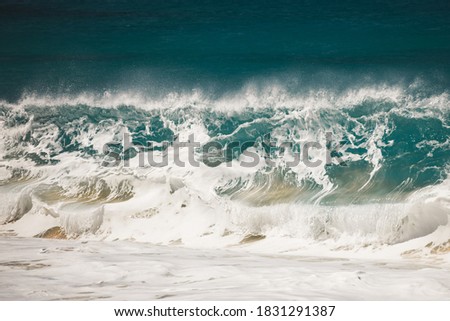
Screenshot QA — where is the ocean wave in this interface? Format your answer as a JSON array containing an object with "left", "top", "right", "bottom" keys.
[{"left": 0, "top": 83, "right": 449, "bottom": 253}]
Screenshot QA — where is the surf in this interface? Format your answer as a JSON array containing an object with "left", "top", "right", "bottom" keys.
[{"left": 0, "top": 82, "right": 449, "bottom": 258}]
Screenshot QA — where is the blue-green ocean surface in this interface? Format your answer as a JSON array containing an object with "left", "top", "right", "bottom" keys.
[
  {"left": 0, "top": 1, "right": 449, "bottom": 246},
  {"left": 1, "top": 0, "right": 450, "bottom": 98}
]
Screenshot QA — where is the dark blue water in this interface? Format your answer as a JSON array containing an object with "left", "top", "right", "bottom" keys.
[{"left": 1, "top": 0, "right": 450, "bottom": 99}]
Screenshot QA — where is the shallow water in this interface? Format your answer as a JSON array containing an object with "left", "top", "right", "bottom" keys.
[{"left": 1, "top": 237, "right": 449, "bottom": 300}]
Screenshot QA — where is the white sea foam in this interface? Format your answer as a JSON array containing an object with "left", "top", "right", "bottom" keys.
[
  {"left": 1, "top": 237, "right": 449, "bottom": 300},
  {"left": 0, "top": 83, "right": 449, "bottom": 262},
  {"left": 0, "top": 82, "right": 447, "bottom": 112}
]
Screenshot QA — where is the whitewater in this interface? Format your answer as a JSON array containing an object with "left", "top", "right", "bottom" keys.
[{"left": 0, "top": 83, "right": 449, "bottom": 300}]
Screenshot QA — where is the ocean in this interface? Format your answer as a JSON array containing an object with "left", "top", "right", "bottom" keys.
[{"left": 0, "top": 0, "right": 449, "bottom": 300}]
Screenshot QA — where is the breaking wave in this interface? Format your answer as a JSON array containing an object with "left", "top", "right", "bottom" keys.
[{"left": 1, "top": 82, "right": 449, "bottom": 255}]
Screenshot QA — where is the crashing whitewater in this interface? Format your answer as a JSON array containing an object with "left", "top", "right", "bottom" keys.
[{"left": 0, "top": 83, "right": 449, "bottom": 260}]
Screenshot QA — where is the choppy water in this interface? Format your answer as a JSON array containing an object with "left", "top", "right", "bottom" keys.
[{"left": 0, "top": 1, "right": 449, "bottom": 250}]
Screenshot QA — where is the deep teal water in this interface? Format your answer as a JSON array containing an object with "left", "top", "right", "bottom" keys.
[
  {"left": 0, "top": 0, "right": 449, "bottom": 203},
  {"left": 1, "top": 0, "right": 450, "bottom": 99}
]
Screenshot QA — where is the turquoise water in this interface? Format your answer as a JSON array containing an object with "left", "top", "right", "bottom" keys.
[
  {"left": 1, "top": 0, "right": 450, "bottom": 98},
  {"left": 0, "top": 1, "right": 449, "bottom": 215}
]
